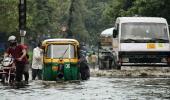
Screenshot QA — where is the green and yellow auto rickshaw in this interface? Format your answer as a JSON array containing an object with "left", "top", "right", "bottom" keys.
[{"left": 42, "top": 38, "right": 90, "bottom": 81}]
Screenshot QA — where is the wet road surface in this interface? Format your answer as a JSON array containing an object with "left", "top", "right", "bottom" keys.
[{"left": 0, "top": 77, "right": 170, "bottom": 100}]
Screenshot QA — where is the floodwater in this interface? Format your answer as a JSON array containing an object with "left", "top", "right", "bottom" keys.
[{"left": 0, "top": 77, "right": 170, "bottom": 100}]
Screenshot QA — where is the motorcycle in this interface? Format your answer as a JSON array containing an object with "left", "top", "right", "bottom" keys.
[{"left": 0, "top": 57, "right": 15, "bottom": 84}]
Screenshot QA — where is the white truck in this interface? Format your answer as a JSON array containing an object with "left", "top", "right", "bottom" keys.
[
  {"left": 112, "top": 17, "right": 170, "bottom": 69},
  {"left": 99, "top": 28, "right": 115, "bottom": 69},
  {"left": 100, "top": 27, "right": 114, "bottom": 50}
]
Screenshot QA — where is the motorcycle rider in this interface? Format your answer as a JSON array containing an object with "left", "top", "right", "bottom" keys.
[{"left": 4, "top": 35, "right": 29, "bottom": 83}]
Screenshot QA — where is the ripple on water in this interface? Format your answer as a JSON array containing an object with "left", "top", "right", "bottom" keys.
[{"left": 0, "top": 77, "right": 170, "bottom": 100}]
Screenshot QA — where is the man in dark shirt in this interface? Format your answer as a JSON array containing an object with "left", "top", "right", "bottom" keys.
[{"left": 4, "top": 35, "right": 28, "bottom": 83}]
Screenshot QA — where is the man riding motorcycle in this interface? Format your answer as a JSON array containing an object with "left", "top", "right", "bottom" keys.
[{"left": 4, "top": 35, "right": 29, "bottom": 83}]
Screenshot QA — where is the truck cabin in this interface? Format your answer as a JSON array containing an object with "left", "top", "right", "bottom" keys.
[{"left": 113, "top": 17, "right": 170, "bottom": 66}]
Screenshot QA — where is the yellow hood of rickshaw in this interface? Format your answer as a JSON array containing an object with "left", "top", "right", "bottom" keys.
[{"left": 43, "top": 58, "right": 79, "bottom": 64}]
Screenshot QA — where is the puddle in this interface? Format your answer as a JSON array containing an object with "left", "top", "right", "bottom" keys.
[{"left": 0, "top": 77, "right": 170, "bottom": 100}]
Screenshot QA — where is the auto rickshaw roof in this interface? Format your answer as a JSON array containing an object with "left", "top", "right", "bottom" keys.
[{"left": 42, "top": 38, "right": 79, "bottom": 45}]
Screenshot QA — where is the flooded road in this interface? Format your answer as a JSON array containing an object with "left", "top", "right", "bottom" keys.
[{"left": 0, "top": 77, "right": 170, "bottom": 100}]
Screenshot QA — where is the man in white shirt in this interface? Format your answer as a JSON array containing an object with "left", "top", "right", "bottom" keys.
[{"left": 31, "top": 42, "right": 43, "bottom": 80}]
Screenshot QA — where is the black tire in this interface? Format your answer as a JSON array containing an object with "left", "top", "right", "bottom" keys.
[
  {"left": 10, "top": 74, "right": 15, "bottom": 83},
  {"left": 80, "top": 62, "right": 90, "bottom": 80},
  {"left": 1, "top": 74, "right": 6, "bottom": 83}
]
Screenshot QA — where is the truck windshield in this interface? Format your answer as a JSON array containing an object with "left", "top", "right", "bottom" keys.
[
  {"left": 47, "top": 44, "right": 75, "bottom": 58},
  {"left": 121, "top": 23, "right": 169, "bottom": 43}
]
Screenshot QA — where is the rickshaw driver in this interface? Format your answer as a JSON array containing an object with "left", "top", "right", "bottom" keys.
[{"left": 4, "top": 35, "right": 28, "bottom": 83}]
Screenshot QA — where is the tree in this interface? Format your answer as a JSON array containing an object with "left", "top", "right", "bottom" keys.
[
  {"left": 104, "top": 0, "right": 170, "bottom": 23},
  {"left": 0, "top": 0, "right": 18, "bottom": 33},
  {"left": 32, "top": 0, "right": 53, "bottom": 34}
]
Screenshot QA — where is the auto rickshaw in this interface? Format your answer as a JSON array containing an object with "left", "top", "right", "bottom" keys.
[{"left": 42, "top": 39, "right": 90, "bottom": 81}]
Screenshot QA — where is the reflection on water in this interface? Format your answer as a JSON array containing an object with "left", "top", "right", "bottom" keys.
[{"left": 0, "top": 77, "right": 170, "bottom": 100}]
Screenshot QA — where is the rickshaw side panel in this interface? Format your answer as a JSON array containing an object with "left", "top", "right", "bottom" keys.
[
  {"left": 64, "top": 63, "right": 79, "bottom": 80},
  {"left": 43, "top": 63, "right": 52, "bottom": 81},
  {"left": 43, "top": 62, "right": 79, "bottom": 81},
  {"left": 43, "top": 63, "right": 59, "bottom": 81}
]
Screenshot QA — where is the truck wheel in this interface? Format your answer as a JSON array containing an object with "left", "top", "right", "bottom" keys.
[{"left": 80, "top": 62, "right": 90, "bottom": 80}]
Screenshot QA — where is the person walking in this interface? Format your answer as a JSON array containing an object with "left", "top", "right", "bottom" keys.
[
  {"left": 91, "top": 52, "right": 97, "bottom": 69},
  {"left": 22, "top": 44, "right": 29, "bottom": 83},
  {"left": 4, "top": 35, "right": 29, "bottom": 83},
  {"left": 31, "top": 42, "right": 43, "bottom": 80}
]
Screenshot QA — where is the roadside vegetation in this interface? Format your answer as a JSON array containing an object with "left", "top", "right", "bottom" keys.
[{"left": 0, "top": 0, "right": 170, "bottom": 45}]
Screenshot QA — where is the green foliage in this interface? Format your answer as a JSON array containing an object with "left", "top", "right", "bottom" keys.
[
  {"left": 104, "top": 0, "right": 170, "bottom": 23},
  {"left": 0, "top": 0, "right": 18, "bottom": 33},
  {"left": 0, "top": 0, "right": 170, "bottom": 46}
]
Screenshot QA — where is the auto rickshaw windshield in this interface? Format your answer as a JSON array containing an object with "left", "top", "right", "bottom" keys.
[{"left": 47, "top": 44, "right": 75, "bottom": 59}]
